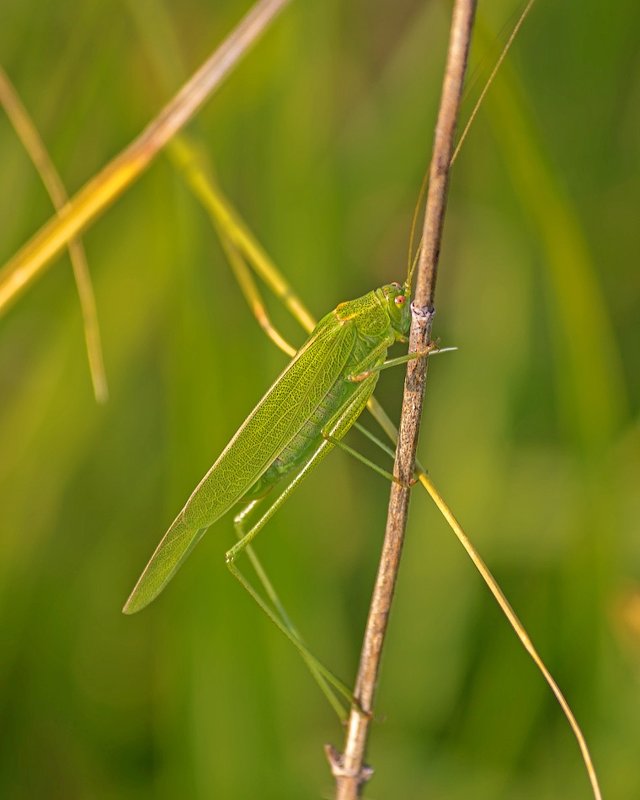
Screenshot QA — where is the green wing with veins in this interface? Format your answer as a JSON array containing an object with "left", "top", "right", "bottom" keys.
[{"left": 123, "top": 313, "right": 357, "bottom": 613}]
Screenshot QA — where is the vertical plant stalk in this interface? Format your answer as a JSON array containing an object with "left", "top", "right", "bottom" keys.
[{"left": 327, "top": 1, "right": 477, "bottom": 796}]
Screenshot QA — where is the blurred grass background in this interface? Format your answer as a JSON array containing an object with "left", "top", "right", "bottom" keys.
[{"left": 1, "top": 0, "right": 639, "bottom": 797}]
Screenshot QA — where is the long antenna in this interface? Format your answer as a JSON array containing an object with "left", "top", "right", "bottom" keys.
[
  {"left": 405, "top": 167, "right": 429, "bottom": 290},
  {"left": 406, "top": 0, "right": 537, "bottom": 289},
  {"left": 451, "top": 0, "right": 537, "bottom": 166}
]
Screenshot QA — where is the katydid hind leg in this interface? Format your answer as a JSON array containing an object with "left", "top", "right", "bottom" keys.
[
  {"left": 233, "top": 501, "right": 349, "bottom": 718},
  {"left": 225, "top": 440, "right": 333, "bottom": 565},
  {"left": 227, "top": 436, "right": 357, "bottom": 706},
  {"left": 233, "top": 497, "right": 300, "bottom": 633},
  {"left": 225, "top": 375, "right": 376, "bottom": 564},
  {"left": 224, "top": 379, "right": 380, "bottom": 713}
]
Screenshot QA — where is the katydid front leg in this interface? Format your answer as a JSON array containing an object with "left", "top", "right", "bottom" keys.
[{"left": 347, "top": 342, "right": 439, "bottom": 383}]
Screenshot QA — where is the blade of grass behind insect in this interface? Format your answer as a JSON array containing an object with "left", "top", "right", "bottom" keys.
[
  {"left": 0, "top": 66, "right": 108, "bottom": 403},
  {"left": 0, "top": 0, "right": 293, "bottom": 316},
  {"left": 125, "top": 0, "right": 311, "bottom": 353},
  {"left": 167, "top": 137, "right": 316, "bottom": 334},
  {"left": 417, "top": 470, "right": 602, "bottom": 800}
]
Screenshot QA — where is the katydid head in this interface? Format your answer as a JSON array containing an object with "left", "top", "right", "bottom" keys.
[{"left": 378, "top": 281, "right": 411, "bottom": 339}]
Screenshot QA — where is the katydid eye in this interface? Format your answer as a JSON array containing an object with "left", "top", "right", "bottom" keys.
[{"left": 394, "top": 296, "right": 405, "bottom": 306}]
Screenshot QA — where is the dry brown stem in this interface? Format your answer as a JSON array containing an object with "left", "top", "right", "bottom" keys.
[{"left": 328, "top": 2, "right": 477, "bottom": 797}]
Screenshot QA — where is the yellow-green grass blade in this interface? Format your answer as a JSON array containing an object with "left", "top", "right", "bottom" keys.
[{"left": 0, "top": 0, "right": 292, "bottom": 315}]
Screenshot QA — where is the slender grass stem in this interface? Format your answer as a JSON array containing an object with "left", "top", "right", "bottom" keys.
[{"left": 0, "top": 67, "right": 108, "bottom": 403}]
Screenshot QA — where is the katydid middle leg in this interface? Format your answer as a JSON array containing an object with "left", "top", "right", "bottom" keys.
[{"left": 323, "top": 434, "right": 412, "bottom": 487}]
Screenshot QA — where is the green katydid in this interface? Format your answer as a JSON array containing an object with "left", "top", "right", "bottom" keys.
[
  {"left": 123, "top": 274, "right": 443, "bottom": 710},
  {"left": 123, "top": 279, "right": 437, "bottom": 618}
]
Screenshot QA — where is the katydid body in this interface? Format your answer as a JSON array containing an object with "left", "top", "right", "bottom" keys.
[{"left": 123, "top": 282, "right": 419, "bottom": 615}]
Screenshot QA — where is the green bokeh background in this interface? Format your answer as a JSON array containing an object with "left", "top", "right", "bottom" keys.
[{"left": 1, "top": 1, "right": 639, "bottom": 797}]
